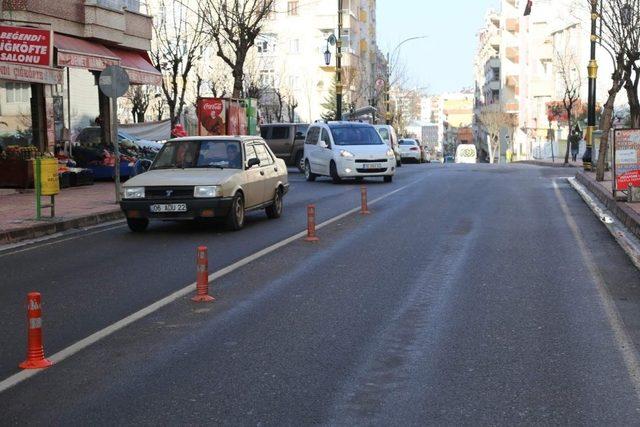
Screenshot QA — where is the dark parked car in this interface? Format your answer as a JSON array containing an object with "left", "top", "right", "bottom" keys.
[{"left": 260, "top": 123, "right": 309, "bottom": 171}]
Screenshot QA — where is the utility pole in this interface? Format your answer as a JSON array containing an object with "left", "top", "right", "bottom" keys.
[
  {"left": 336, "top": 0, "right": 343, "bottom": 121},
  {"left": 583, "top": 0, "right": 598, "bottom": 171}
]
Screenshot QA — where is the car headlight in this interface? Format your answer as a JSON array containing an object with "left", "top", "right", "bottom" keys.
[
  {"left": 122, "top": 187, "right": 145, "bottom": 199},
  {"left": 194, "top": 185, "right": 222, "bottom": 198},
  {"left": 340, "top": 149, "right": 355, "bottom": 158},
  {"left": 386, "top": 149, "right": 394, "bottom": 157}
]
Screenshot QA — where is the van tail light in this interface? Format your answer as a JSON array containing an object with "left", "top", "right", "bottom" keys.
[{"left": 410, "top": 147, "right": 418, "bottom": 151}]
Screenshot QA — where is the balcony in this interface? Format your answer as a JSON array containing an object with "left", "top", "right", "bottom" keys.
[
  {"left": 505, "top": 18, "right": 519, "bottom": 33},
  {"left": 506, "top": 75, "right": 519, "bottom": 88},
  {"left": 505, "top": 46, "right": 519, "bottom": 64},
  {"left": 504, "top": 102, "right": 519, "bottom": 113},
  {"left": 538, "top": 41, "right": 553, "bottom": 61}
]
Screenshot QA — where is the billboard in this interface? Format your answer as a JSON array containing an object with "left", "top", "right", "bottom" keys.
[
  {"left": 613, "top": 129, "right": 640, "bottom": 195},
  {"left": 0, "top": 25, "right": 52, "bottom": 67},
  {"left": 197, "top": 98, "right": 226, "bottom": 136}
]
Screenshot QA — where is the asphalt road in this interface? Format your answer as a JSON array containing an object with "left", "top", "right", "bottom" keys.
[{"left": 2, "top": 163, "right": 640, "bottom": 425}]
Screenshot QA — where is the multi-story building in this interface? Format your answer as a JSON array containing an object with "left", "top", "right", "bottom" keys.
[
  {"left": 0, "top": 0, "right": 159, "bottom": 152},
  {"left": 254, "top": 0, "right": 381, "bottom": 123},
  {"left": 474, "top": 0, "right": 622, "bottom": 162}
]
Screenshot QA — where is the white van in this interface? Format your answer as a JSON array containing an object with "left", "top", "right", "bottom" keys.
[
  {"left": 303, "top": 122, "right": 397, "bottom": 183},
  {"left": 455, "top": 144, "right": 477, "bottom": 164}
]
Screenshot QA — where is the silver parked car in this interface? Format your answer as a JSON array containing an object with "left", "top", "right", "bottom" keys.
[{"left": 120, "top": 136, "right": 289, "bottom": 232}]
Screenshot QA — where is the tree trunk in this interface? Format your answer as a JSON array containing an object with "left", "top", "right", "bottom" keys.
[
  {"left": 136, "top": 112, "right": 145, "bottom": 123},
  {"left": 596, "top": 91, "right": 619, "bottom": 181},
  {"left": 626, "top": 80, "right": 640, "bottom": 128}
]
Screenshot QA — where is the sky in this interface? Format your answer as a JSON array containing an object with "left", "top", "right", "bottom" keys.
[{"left": 377, "top": 0, "right": 500, "bottom": 95}]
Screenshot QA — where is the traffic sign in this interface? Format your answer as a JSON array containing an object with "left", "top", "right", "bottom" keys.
[{"left": 99, "top": 65, "right": 130, "bottom": 98}]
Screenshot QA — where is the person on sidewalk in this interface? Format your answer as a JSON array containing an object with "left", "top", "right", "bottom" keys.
[{"left": 569, "top": 128, "right": 582, "bottom": 162}]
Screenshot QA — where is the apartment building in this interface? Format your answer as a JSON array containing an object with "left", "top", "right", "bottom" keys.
[
  {"left": 474, "top": 0, "right": 622, "bottom": 161},
  {"left": 255, "top": 0, "right": 381, "bottom": 122}
]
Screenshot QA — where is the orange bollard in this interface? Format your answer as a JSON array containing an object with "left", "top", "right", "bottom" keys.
[
  {"left": 305, "top": 204, "right": 320, "bottom": 242},
  {"left": 360, "top": 186, "right": 371, "bottom": 215},
  {"left": 19, "top": 292, "right": 53, "bottom": 369},
  {"left": 192, "top": 246, "right": 215, "bottom": 302}
]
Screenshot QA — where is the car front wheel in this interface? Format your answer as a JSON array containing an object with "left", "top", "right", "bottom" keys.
[
  {"left": 295, "top": 151, "right": 305, "bottom": 172},
  {"left": 330, "top": 161, "right": 342, "bottom": 184},
  {"left": 127, "top": 218, "right": 149, "bottom": 232},
  {"left": 226, "top": 193, "right": 245, "bottom": 230},
  {"left": 265, "top": 188, "right": 283, "bottom": 219}
]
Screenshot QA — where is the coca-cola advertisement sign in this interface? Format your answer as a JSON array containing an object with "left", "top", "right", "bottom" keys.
[
  {"left": 0, "top": 25, "right": 52, "bottom": 67},
  {"left": 197, "top": 98, "right": 226, "bottom": 136}
]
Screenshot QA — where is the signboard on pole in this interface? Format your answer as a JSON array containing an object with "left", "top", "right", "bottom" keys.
[
  {"left": 613, "top": 128, "right": 640, "bottom": 196},
  {"left": 99, "top": 65, "right": 130, "bottom": 203},
  {"left": 0, "top": 25, "right": 53, "bottom": 67}
]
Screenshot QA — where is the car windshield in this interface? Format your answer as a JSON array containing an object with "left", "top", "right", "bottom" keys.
[
  {"left": 330, "top": 126, "right": 384, "bottom": 146},
  {"left": 399, "top": 140, "right": 416, "bottom": 145},
  {"left": 151, "top": 140, "right": 243, "bottom": 170}
]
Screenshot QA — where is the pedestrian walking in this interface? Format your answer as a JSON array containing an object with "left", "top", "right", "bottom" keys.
[{"left": 569, "top": 126, "right": 581, "bottom": 162}]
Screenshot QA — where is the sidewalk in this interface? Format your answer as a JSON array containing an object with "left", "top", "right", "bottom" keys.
[
  {"left": 575, "top": 170, "right": 640, "bottom": 240},
  {"left": 0, "top": 183, "right": 123, "bottom": 244}
]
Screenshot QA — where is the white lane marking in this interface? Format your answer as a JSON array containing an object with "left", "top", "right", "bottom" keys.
[
  {"left": 0, "top": 179, "right": 422, "bottom": 394},
  {"left": 553, "top": 180, "right": 640, "bottom": 399},
  {"left": 0, "top": 221, "right": 126, "bottom": 258}
]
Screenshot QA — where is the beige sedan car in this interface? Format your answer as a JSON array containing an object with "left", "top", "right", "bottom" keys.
[{"left": 120, "top": 136, "right": 289, "bottom": 231}]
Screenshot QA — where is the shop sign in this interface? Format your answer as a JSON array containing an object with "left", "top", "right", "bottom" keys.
[
  {"left": 0, "top": 62, "right": 62, "bottom": 85},
  {"left": 613, "top": 129, "right": 640, "bottom": 194},
  {"left": 125, "top": 68, "right": 162, "bottom": 86},
  {"left": 0, "top": 25, "right": 52, "bottom": 67}
]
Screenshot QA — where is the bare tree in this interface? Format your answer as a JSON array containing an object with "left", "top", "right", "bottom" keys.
[
  {"left": 199, "top": 0, "right": 275, "bottom": 98},
  {"left": 152, "top": 96, "right": 167, "bottom": 122},
  {"left": 477, "top": 104, "right": 517, "bottom": 163},
  {"left": 554, "top": 46, "right": 583, "bottom": 164},
  {"left": 148, "top": 0, "right": 209, "bottom": 126},
  {"left": 286, "top": 94, "right": 299, "bottom": 122},
  {"left": 125, "top": 86, "right": 152, "bottom": 123},
  {"left": 592, "top": 0, "right": 640, "bottom": 180}
]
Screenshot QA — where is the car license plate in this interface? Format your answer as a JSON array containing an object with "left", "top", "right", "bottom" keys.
[
  {"left": 362, "top": 163, "right": 383, "bottom": 169},
  {"left": 150, "top": 203, "right": 187, "bottom": 213}
]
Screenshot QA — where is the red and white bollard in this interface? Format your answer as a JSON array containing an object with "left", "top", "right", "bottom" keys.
[
  {"left": 19, "top": 292, "right": 53, "bottom": 369},
  {"left": 305, "top": 204, "right": 320, "bottom": 242},
  {"left": 192, "top": 246, "right": 215, "bottom": 302},
  {"left": 360, "top": 186, "right": 371, "bottom": 215}
]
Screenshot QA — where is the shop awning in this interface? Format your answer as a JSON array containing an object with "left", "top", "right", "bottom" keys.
[
  {"left": 109, "top": 48, "right": 162, "bottom": 86},
  {"left": 54, "top": 34, "right": 120, "bottom": 71},
  {"left": 53, "top": 34, "right": 161, "bottom": 86}
]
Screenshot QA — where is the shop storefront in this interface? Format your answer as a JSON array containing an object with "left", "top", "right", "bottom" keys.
[{"left": 0, "top": 22, "right": 161, "bottom": 188}]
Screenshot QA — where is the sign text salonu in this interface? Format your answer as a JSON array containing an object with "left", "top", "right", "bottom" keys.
[{"left": 0, "top": 25, "right": 52, "bottom": 67}]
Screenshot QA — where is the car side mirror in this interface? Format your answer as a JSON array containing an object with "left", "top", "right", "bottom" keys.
[
  {"left": 247, "top": 158, "right": 261, "bottom": 169},
  {"left": 319, "top": 141, "right": 329, "bottom": 149}
]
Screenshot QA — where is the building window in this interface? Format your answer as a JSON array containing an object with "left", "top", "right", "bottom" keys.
[
  {"left": 256, "top": 34, "right": 276, "bottom": 54},
  {"left": 287, "top": 1, "right": 298, "bottom": 15},
  {"left": 289, "top": 39, "right": 300, "bottom": 54},
  {"left": 260, "top": 69, "right": 275, "bottom": 87},
  {"left": 5, "top": 82, "right": 31, "bottom": 104}
]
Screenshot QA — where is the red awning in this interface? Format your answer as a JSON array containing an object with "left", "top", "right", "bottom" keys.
[
  {"left": 109, "top": 48, "right": 162, "bottom": 86},
  {"left": 53, "top": 33, "right": 161, "bottom": 86},
  {"left": 54, "top": 34, "right": 119, "bottom": 71}
]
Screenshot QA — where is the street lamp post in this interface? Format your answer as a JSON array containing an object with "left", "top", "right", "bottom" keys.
[
  {"left": 384, "top": 36, "right": 428, "bottom": 126},
  {"left": 583, "top": 0, "right": 598, "bottom": 171},
  {"left": 336, "top": 0, "right": 343, "bottom": 121}
]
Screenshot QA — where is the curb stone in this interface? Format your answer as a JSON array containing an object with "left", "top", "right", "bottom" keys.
[{"left": 0, "top": 210, "right": 124, "bottom": 245}]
